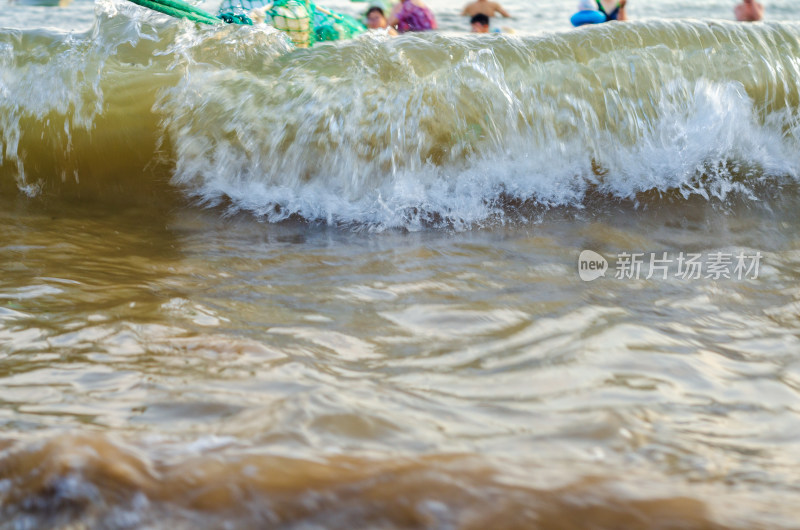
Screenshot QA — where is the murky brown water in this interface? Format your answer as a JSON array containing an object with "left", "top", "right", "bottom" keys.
[{"left": 1, "top": 190, "right": 799, "bottom": 528}]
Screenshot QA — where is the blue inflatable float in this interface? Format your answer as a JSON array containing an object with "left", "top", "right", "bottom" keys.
[
  {"left": 570, "top": 9, "right": 605, "bottom": 26},
  {"left": 570, "top": 0, "right": 605, "bottom": 26}
]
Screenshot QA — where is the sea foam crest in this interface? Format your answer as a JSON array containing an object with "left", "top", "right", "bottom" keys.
[{"left": 155, "top": 25, "right": 800, "bottom": 229}]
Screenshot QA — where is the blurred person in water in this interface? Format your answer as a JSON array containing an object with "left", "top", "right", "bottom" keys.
[
  {"left": 735, "top": 0, "right": 764, "bottom": 21},
  {"left": 461, "top": 0, "right": 511, "bottom": 19},
  {"left": 366, "top": 6, "right": 398, "bottom": 34},
  {"left": 596, "top": 0, "right": 627, "bottom": 21},
  {"left": 387, "top": 0, "right": 437, "bottom": 32},
  {"left": 470, "top": 13, "right": 490, "bottom": 32}
]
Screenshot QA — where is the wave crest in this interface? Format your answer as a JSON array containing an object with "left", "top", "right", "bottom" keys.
[{"left": 2, "top": 8, "right": 800, "bottom": 228}]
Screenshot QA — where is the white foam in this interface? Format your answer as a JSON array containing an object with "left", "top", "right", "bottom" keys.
[{"left": 159, "top": 44, "right": 800, "bottom": 229}]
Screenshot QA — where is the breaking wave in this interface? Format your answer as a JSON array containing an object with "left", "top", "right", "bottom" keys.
[{"left": 2, "top": 0, "right": 800, "bottom": 228}]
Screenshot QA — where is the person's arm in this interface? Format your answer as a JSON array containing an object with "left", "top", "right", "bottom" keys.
[
  {"left": 461, "top": 3, "right": 470, "bottom": 16},
  {"left": 616, "top": 0, "right": 627, "bottom": 21},
  {"left": 495, "top": 3, "right": 511, "bottom": 18}
]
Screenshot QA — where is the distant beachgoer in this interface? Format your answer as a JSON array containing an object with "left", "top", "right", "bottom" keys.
[
  {"left": 461, "top": 0, "right": 510, "bottom": 19},
  {"left": 470, "top": 13, "right": 490, "bottom": 32},
  {"left": 366, "top": 6, "right": 398, "bottom": 35},
  {"left": 596, "top": 0, "right": 627, "bottom": 21},
  {"left": 387, "top": 0, "right": 437, "bottom": 32},
  {"left": 570, "top": 0, "right": 605, "bottom": 26},
  {"left": 735, "top": 0, "right": 764, "bottom": 21}
]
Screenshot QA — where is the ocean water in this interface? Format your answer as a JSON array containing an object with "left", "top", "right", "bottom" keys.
[{"left": 1, "top": 0, "right": 800, "bottom": 528}]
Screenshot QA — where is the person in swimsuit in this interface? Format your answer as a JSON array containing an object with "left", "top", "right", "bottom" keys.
[
  {"left": 461, "top": 0, "right": 510, "bottom": 18},
  {"left": 595, "top": 0, "right": 627, "bottom": 21},
  {"left": 735, "top": 0, "right": 764, "bottom": 21},
  {"left": 387, "top": 0, "right": 437, "bottom": 32}
]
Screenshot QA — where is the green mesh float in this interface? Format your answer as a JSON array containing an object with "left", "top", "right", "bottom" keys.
[
  {"left": 219, "top": 0, "right": 366, "bottom": 46},
  {"left": 311, "top": 4, "right": 367, "bottom": 42}
]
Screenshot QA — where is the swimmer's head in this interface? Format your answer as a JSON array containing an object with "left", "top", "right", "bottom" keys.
[
  {"left": 366, "top": 6, "right": 388, "bottom": 29},
  {"left": 470, "top": 13, "right": 490, "bottom": 33}
]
